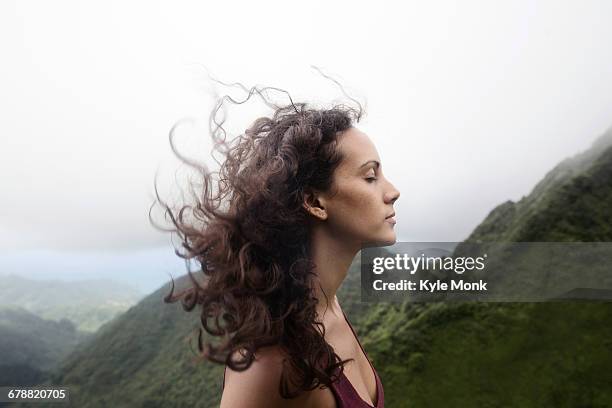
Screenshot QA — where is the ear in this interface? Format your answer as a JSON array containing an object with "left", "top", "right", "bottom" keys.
[{"left": 302, "top": 189, "right": 328, "bottom": 221}]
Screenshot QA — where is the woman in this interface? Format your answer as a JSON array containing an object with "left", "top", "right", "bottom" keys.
[{"left": 157, "top": 89, "right": 400, "bottom": 407}]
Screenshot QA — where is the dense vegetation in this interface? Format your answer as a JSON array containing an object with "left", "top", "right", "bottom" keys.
[{"left": 0, "top": 307, "right": 88, "bottom": 386}]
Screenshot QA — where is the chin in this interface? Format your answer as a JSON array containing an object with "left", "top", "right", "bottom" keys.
[
  {"left": 362, "top": 234, "right": 397, "bottom": 248},
  {"left": 381, "top": 230, "right": 397, "bottom": 245},
  {"left": 382, "top": 235, "right": 397, "bottom": 246}
]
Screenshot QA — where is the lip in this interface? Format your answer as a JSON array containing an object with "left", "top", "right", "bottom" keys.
[{"left": 385, "top": 213, "right": 396, "bottom": 224}]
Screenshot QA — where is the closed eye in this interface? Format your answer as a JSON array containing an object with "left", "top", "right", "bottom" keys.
[{"left": 365, "top": 177, "right": 377, "bottom": 183}]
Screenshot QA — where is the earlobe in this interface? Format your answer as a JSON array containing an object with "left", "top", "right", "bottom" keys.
[
  {"left": 310, "top": 207, "right": 327, "bottom": 220},
  {"left": 302, "top": 202, "right": 327, "bottom": 220},
  {"left": 302, "top": 191, "right": 327, "bottom": 221}
]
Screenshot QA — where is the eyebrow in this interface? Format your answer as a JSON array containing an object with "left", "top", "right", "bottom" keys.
[{"left": 359, "top": 160, "right": 380, "bottom": 170}]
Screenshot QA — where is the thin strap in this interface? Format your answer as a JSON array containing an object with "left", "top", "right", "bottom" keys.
[
  {"left": 341, "top": 310, "right": 376, "bottom": 373},
  {"left": 222, "top": 365, "right": 226, "bottom": 390}
]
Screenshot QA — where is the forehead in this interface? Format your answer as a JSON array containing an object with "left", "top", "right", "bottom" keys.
[{"left": 336, "top": 127, "right": 380, "bottom": 171}]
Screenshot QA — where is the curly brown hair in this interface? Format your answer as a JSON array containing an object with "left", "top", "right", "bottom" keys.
[{"left": 150, "top": 81, "right": 364, "bottom": 399}]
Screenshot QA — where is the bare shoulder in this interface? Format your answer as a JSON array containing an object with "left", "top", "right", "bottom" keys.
[{"left": 220, "top": 346, "right": 336, "bottom": 408}]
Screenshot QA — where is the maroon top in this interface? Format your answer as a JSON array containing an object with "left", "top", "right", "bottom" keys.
[{"left": 222, "top": 310, "right": 384, "bottom": 408}]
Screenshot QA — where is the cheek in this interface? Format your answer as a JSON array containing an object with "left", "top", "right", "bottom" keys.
[{"left": 329, "top": 186, "right": 380, "bottom": 228}]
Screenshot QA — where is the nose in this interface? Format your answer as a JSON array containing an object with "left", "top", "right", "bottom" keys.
[{"left": 385, "top": 181, "right": 400, "bottom": 204}]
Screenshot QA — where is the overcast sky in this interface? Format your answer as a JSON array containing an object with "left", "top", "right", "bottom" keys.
[{"left": 1, "top": 0, "right": 611, "bottom": 291}]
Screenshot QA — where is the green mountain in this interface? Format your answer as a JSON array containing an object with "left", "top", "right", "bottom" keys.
[
  {"left": 0, "top": 275, "right": 142, "bottom": 332},
  {"left": 360, "top": 129, "right": 612, "bottom": 407},
  {"left": 45, "top": 276, "right": 222, "bottom": 407},
  {"left": 0, "top": 307, "right": 88, "bottom": 386},
  {"left": 466, "top": 128, "right": 612, "bottom": 242},
  {"left": 47, "top": 127, "right": 612, "bottom": 407}
]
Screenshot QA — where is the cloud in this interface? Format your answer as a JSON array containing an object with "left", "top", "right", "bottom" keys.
[{"left": 1, "top": 0, "right": 612, "bottom": 255}]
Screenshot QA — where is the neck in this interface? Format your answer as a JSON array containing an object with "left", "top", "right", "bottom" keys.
[{"left": 308, "top": 226, "right": 360, "bottom": 319}]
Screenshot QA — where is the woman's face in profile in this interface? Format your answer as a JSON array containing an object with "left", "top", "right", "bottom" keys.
[{"left": 322, "top": 127, "right": 400, "bottom": 247}]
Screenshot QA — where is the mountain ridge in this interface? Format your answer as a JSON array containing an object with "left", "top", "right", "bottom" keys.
[{"left": 42, "top": 124, "right": 612, "bottom": 407}]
